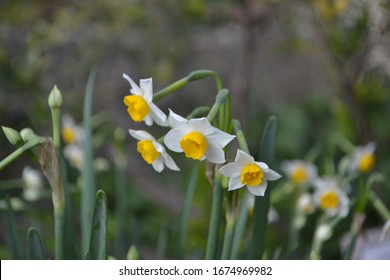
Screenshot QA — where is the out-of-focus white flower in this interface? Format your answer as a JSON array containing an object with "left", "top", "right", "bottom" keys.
[
  {"left": 129, "top": 129, "right": 180, "bottom": 173},
  {"left": 281, "top": 160, "right": 317, "bottom": 185},
  {"left": 0, "top": 197, "right": 25, "bottom": 211},
  {"left": 164, "top": 110, "right": 235, "bottom": 164},
  {"left": 22, "top": 166, "right": 43, "bottom": 202},
  {"left": 315, "top": 223, "right": 333, "bottom": 242},
  {"left": 64, "top": 144, "right": 84, "bottom": 169},
  {"left": 61, "top": 114, "right": 84, "bottom": 145},
  {"left": 297, "top": 193, "right": 315, "bottom": 214},
  {"left": 93, "top": 157, "right": 111, "bottom": 172},
  {"left": 123, "top": 74, "right": 167, "bottom": 126},
  {"left": 313, "top": 177, "right": 349, "bottom": 218},
  {"left": 350, "top": 142, "right": 376, "bottom": 173},
  {"left": 219, "top": 149, "right": 281, "bottom": 196}
]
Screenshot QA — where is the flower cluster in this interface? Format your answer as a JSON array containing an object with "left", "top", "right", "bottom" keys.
[
  {"left": 281, "top": 142, "right": 376, "bottom": 228},
  {"left": 123, "top": 73, "right": 281, "bottom": 196},
  {"left": 123, "top": 74, "right": 236, "bottom": 173}
]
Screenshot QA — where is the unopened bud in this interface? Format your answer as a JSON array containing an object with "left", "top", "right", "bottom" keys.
[
  {"left": 2, "top": 126, "right": 23, "bottom": 146},
  {"left": 48, "top": 85, "right": 62, "bottom": 109}
]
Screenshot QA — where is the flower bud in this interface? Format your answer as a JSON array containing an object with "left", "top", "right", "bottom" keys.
[
  {"left": 2, "top": 126, "right": 23, "bottom": 146},
  {"left": 48, "top": 85, "right": 62, "bottom": 109},
  {"left": 20, "top": 128, "right": 40, "bottom": 142}
]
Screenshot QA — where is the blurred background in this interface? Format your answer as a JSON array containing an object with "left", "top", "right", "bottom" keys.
[{"left": 1, "top": 0, "right": 390, "bottom": 259}]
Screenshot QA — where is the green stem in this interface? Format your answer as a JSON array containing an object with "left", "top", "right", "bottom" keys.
[
  {"left": 50, "top": 108, "right": 61, "bottom": 149},
  {"left": 370, "top": 191, "right": 390, "bottom": 220},
  {"left": 207, "top": 89, "right": 229, "bottom": 123},
  {"left": 205, "top": 175, "right": 223, "bottom": 260},
  {"left": 232, "top": 119, "right": 249, "bottom": 153},
  {"left": 0, "top": 139, "right": 42, "bottom": 171},
  {"left": 54, "top": 210, "right": 64, "bottom": 260},
  {"left": 221, "top": 220, "right": 234, "bottom": 260},
  {"left": 153, "top": 70, "right": 223, "bottom": 102}
]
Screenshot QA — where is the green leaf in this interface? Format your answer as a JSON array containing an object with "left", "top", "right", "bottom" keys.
[
  {"left": 5, "top": 197, "right": 23, "bottom": 259},
  {"left": 88, "top": 190, "right": 108, "bottom": 260},
  {"left": 251, "top": 116, "right": 277, "bottom": 259},
  {"left": 26, "top": 228, "right": 45, "bottom": 260},
  {"left": 81, "top": 68, "right": 97, "bottom": 252}
]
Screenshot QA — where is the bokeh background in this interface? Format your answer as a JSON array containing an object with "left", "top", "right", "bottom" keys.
[{"left": 1, "top": 0, "right": 390, "bottom": 259}]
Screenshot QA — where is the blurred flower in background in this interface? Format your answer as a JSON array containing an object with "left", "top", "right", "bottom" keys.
[{"left": 22, "top": 166, "right": 43, "bottom": 202}]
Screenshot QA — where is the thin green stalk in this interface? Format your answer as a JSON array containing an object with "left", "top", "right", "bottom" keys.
[
  {"left": 153, "top": 70, "right": 223, "bottom": 102},
  {"left": 205, "top": 175, "right": 223, "bottom": 260},
  {"left": 0, "top": 139, "right": 42, "bottom": 171},
  {"left": 207, "top": 89, "right": 229, "bottom": 123},
  {"left": 232, "top": 120, "right": 249, "bottom": 153},
  {"left": 176, "top": 165, "right": 199, "bottom": 259},
  {"left": 51, "top": 108, "right": 61, "bottom": 148},
  {"left": 54, "top": 210, "right": 65, "bottom": 260},
  {"left": 156, "top": 224, "right": 168, "bottom": 260},
  {"left": 369, "top": 191, "right": 390, "bottom": 221},
  {"left": 5, "top": 197, "right": 23, "bottom": 259},
  {"left": 81, "top": 69, "right": 97, "bottom": 253},
  {"left": 221, "top": 218, "right": 235, "bottom": 259}
]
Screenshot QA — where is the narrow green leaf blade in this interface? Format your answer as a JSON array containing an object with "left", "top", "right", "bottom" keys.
[
  {"left": 81, "top": 68, "right": 97, "bottom": 252},
  {"left": 88, "top": 190, "right": 108, "bottom": 260},
  {"left": 5, "top": 197, "right": 23, "bottom": 259},
  {"left": 252, "top": 116, "right": 277, "bottom": 259},
  {"left": 26, "top": 228, "right": 45, "bottom": 260}
]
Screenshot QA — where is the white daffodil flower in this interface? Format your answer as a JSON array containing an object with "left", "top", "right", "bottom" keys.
[
  {"left": 297, "top": 193, "right": 315, "bottom": 214},
  {"left": 61, "top": 114, "right": 84, "bottom": 145},
  {"left": 123, "top": 74, "right": 167, "bottom": 126},
  {"left": 313, "top": 177, "right": 349, "bottom": 218},
  {"left": 218, "top": 149, "right": 281, "bottom": 196},
  {"left": 22, "top": 166, "right": 43, "bottom": 202},
  {"left": 314, "top": 223, "right": 333, "bottom": 243},
  {"left": 281, "top": 160, "right": 317, "bottom": 185},
  {"left": 164, "top": 110, "right": 235, "bottom": 164},
  {"left": 64, "top": 144, "right": 84, "bottom": 170},
  {"left": 129, "top": 129, "right": 180, "bottom": 173},
  {"left": 350, "top": 142, "right": 376, "bottom": 173}
]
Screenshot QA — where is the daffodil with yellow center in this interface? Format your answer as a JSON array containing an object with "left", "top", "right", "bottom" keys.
[
  {"left": 319, "top": 191, "right": 339, "bottom": 210},
  {"left": 61, "top": 114, "right": 83, "bottom": 145},
  {"left": 350, "top": 142, "right": 376, "bottom": 173},
  {"left": 219, "top": 149, "right": 281, "bottom": 196},
  {"left": 313, "top": 177, "right": 349, "bottom": 218},
  {"left": 281, "top": 160, "right": 317, "bottom": 185},
  {"left": 123, "top": 73, "right": 168, "bottom": 126},
  {"left": 129, "top": 129, "right": 180, "bottom": 173},
  {"left": 164, "top": 110, "right": 235, "bottom": 164}
]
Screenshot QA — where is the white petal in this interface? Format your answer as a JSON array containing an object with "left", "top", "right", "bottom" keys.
[
  {"left": 164, "top": 127, "right": 186, "bottom": 152},
  {"left": 188, "top": 118, "right": 214, "bottom": 135},
  {"left": 206, "top": 129, "right": 236, "bottom": 148},
  {"left": 152, "top": 157, "right": 164, "bottom": 173},
  {"left": 168, "top": 109, "right": 188, "bottom": 127},
  {"left": 263, "top": 167, "right": 282, "bottom": 181},
  {"left": 219, "top": 162, "right": 243, "bottom": 177},
  {"left": 235, "top": 149, "right": 254, "bottom": 165},
  {"left": 144, "top": 115, "right": 153, "bottom": 126},
  {"left": 123, "top": 74, "right": 142, "bottom": 96},
  {"left": 129, "top": 129, "right": 154, "bottom": 141},
  {"left": 205, "top": 141, "right": 226, "bottom": 164},
  {"left": 228, "top": 176, "right": 244, "bottom": 191},
  {"left": 162, "top": 152, "right": 180, "bottom": 171},
  {"left": 139, "top": 78, "right": 153, "bottom": 102},
  {"left": 149, "top": 103, "right": 168, "bottom": 127},
  {"left": 247, "top": 181, "right": 268, "bottom": 196},
  {"left": 255, "top": 161, "right": 269, "bottom": 170}
]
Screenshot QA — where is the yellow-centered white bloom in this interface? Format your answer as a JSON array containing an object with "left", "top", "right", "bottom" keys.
[
  {"left": 164, "top": 110, "right": 235, "bottom": 164},
  {"left": 281, "top": 160, "right": 317, "bottom": 185},
  {"left": 129, "top": 129, "right": 180, "bottom": 173},
  {"left": 22, "top": 166, "right": 43, "bottom": 202},
  {"left": 313, "top": 177, "right": 349, "bottom": 218},
  {"left": 350, "top": 142, "right": 376, "bottom": 173},
  {"left": 61, "top": 114, "right": 84, "bottom": 145},
  {"left": 123, "top": 74, "right": 167, "bottom": 126},
  {"left": 219, "top": 149, "right": 281, "bottom": 196}
]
